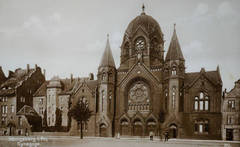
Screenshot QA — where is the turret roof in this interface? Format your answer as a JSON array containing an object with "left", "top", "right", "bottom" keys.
[
  {"left": 165, "top": 24, "right": 184, "bottom": 61},
  {"left": 99, "top": 35, "right": 115, "bottom": 68}
]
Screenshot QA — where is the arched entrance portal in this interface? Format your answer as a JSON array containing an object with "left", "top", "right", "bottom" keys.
[
  {"left": 169, "top": 124, "right": 177, "bottom": 138},
  {"left": 146, "top": 119, "right": 156, "bottom": 136},
  {"left": 99, "top": 124, "right": 107, "bottom": 137},
  {"left": 133, "top": 119, "right": 143, "bottom": 136},
  {"left": 120, "top": 119, "right": 129, "bottom": 136}
]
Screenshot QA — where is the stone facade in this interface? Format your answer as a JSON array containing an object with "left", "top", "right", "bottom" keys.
[
  {"left": 222, "top": 80, "right": 240, "bottom": 141},
  {"left": 31, "top": 8, "right": 223, "bottom": 140}
]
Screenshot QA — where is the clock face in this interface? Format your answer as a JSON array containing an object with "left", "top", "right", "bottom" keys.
[{"left": 135, "top": 38, "right": 145, "bottom": 50}]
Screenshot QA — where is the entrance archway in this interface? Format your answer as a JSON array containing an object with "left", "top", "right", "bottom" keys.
[
  {"left": 169, "top": 124, "right": 177, "bottom": 138},
  {"left": 120, "top": 119, "right": 129, "bottom": 136},
  {"left": 99, "top": 124, "right": 107, "bottom": 137},
  {"left": 146, "top": 119, "right": 156, "bottom": 136},
  {"left": 133, "top": 119, "right": 143, "bottom": 136}
]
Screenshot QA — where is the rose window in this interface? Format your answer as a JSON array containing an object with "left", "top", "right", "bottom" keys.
[{"left": 129, "top": 83, "right": 148, "bottom": 102}]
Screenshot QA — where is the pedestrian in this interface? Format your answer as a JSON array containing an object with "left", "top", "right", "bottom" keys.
[
  {"left": 149, "top": 131, "right": 154, "bottom": 141},
  {"left": 164, "top": 131, "right": 169, "bottom": 142},
  {"left": 117, "top": 132, "right": 120, "bottom": 139}
]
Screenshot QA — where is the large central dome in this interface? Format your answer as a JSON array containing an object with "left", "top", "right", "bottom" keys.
[
  {"left": 119, "top": 8, "right": 165, "bottom": 68},
  {"left": 125, "top": 12, "right": 163, "bottom": 37}
]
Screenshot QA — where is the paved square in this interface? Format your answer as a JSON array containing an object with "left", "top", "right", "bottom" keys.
[{"left": 1, "top": 137, "right": 240, "bottom": 147}]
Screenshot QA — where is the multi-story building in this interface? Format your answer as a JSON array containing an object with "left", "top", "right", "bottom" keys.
[
  {"left": 222, "top": 79, "right": 240, "bottom": 141},
  {"left": 32, "top": 7, "right": 223, "bottom": 139},
  {"left": 33, "top": 74, "right": 96, "bottom": 132},
  {"left": 0, "top": 64, "right": 45, "bottom": 135}
]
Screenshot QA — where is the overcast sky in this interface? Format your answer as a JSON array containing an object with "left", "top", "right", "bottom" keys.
[{"left": 0, "top": 0, "right": 239, "bottom": 91}]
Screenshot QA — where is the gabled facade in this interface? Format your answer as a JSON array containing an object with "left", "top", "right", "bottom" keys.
[
  {"left": 0, "top": 64, "right": 45, "bottom": 135},
  {"left": 222, "top": 79, "right": 240, "bottom": 141}
]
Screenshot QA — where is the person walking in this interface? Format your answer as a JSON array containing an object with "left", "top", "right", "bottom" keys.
[
  {"left": 164, "top": 131, "right": 169, "bottom": 142},
  {"left": 149, "top": 131, "right": 154, "bottom": 141}
]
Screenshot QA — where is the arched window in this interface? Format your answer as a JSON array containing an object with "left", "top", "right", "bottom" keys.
[
  {"left": 172, "top": 87, "right": 176, "bottom": 110},
  {"left": 172, "top": 67, "right": 177, "bottom": 75},
  {"left": 101, "top": 90, "right": 105, "bottom": 112},
  {"left": 102, "top": 73, "right": 106, "bottom": 81},
  {"left": 194, "top": 92, "right": 209, "bottom": 111},
  {"left": 194, "top": 119, "right": 209, "bottom": 134},
  {"left": 194, "top": 97, "right": 199, "bottom": 110},
  {"left": 165, "top": 90, "right": 168, "bottom": 111}
]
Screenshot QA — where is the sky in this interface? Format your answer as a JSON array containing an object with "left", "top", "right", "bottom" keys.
[{"left": 0, "top": 0, "right": 239, "bottom": 91}]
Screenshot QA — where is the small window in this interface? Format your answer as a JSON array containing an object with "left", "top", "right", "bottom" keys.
[
  {"left": 228, "top": 100, "right": 235, "bottom": 109},
  {"left": 2, "top": 117, "right": 6, "bottom": 125},
  {"left": 20, "top": 97, "right": 25, "bottom": 103},
  {"left": 194, "top": 119, "right": 209, "bottom": 134},
  {"left": 4, "top": 105, "right": 7, "bottom": 114},
  {"left": 39, "top": 98, "right": 43, "bottom": 105},
  {"left": 200, "top": 92, "right": 204, "bottom": 99},
  {"left": 11, "top": 105, "right": 14, "bottom": 113},
  {"left": 199, "top": 124, "right": 203, "bottom": 133},
  {"left": 194, "top": 98, "right": 199, "bottom": 110},
  {"left": 172, "top": 67, "right": 177, "bottom": 75},
  {"left": 205, "top": 101, "right": 209, "bottom": 110},
  {"left": 19, "top": 117, "right": 22, "bottom": 126},
  {"left": 199, "top": 101, "right": 204, "bottom": 110}
]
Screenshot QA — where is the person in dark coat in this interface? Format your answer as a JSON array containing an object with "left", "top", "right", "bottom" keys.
[{"left": 164, "top": 131, "right": 169, "bottom": 141}]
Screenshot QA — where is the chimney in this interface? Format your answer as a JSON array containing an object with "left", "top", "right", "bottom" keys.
[
  {"left": 70, "top": 74, "right": 73, "bottom": 83},
  {"left": 35, "top": 64, "right": 38, "bottom": 70},
  {"left": 89, "top": 73, "right": 94, "bottom": 80},
  {"left": 43, "top": 69, "right": 46, "bottom": 77},
  {"left": 27, "top": 64, "right": 30, "bottom": 73}
]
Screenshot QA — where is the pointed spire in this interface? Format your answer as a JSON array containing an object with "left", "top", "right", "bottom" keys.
[
  {"left": 99, "top": 34, "right": 116, "bottom": 68},
  {"left": 141, "top": 4, "right": 146, "bottom": 15},
  {"left": 165, "top": 23, "right": 184, "bottom": 61}
]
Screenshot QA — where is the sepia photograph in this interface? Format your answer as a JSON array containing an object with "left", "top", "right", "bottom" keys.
[{"left": 0, "top": 0, "right": 240, "bottom": 146}]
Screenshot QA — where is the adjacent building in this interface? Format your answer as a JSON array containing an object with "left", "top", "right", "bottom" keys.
[
  {"left": 222, "top": 79, "right": 240, "bottom": 141},
  {"left": 33, "top": 73, "right": 97, "bottom": 134},
  {"left": 0, "top": 64, "right": 45, "bottom": 135}
]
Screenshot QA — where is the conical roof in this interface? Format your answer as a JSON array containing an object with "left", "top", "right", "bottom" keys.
[
  {"left": 165, "top": 24, "right": 184, "bottom": 61},
  {"left": 99, "top": 35, "right": 115, "bottom": 68}
]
